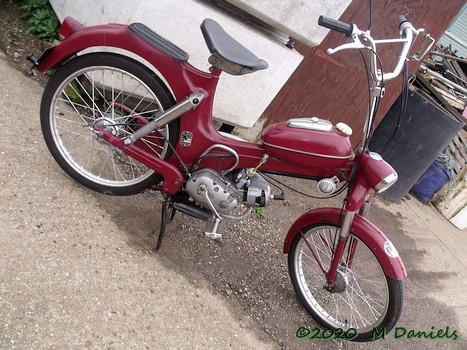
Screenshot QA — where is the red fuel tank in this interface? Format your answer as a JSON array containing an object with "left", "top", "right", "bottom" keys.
[{"left": 261, "top": 118, "right": 353, "bottom": 169}]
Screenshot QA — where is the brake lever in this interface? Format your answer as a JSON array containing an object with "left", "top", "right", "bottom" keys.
[
  {"left": 326, "top": 31, "right": 366, "bottom": 55},
  {"left": 326, "top": 41, "right": 366, "bottom": 55}
]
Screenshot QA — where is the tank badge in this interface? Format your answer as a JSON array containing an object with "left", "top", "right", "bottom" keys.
[{"left": 180, "top": 131, "right": 193, "bottom": 147}]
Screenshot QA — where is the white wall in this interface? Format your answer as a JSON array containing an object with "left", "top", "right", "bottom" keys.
[
  {"left": 228, "top": 0, "right": 352, "bottom": 46},
  {"left": 438, "top": 3, "right": 467, "bottom": 58},
  {"left": 49, "top": 0, "right": 350, "bottom": 130}
]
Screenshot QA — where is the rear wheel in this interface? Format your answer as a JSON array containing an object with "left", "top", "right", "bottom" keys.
[
  {"left": 40, "top": 53, "right": 179, "bottom": 195},
  {"left": 288, "top": 224, "right": 403, "bottom": 342}
]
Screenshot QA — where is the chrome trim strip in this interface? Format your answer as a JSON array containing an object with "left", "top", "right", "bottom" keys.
[
  {"left": 339, "top": 211, "right": 356, "bottom": 239},
  {"left": 375, "top": 172, "right": 398, "bottom": 193},
  {"left": 286, "top": 118, "right": 333, "bottom": 132},
  {"left": 261, "top": 140, "right": 353, "bottom": 160}
]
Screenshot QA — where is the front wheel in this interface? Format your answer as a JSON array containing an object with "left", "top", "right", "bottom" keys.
[
  {"left": 288, "top": 224, "right": 403, "bottom": 342},
  {"left": 40, "top": 53, "right": 179, "bottom": 195}
]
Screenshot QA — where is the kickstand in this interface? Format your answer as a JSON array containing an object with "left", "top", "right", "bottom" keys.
[{"left": 155, "top": 197, "right": 176, "bottom": 251}]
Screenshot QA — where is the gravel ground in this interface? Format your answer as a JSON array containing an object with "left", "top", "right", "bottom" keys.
[{"left": 1, "top": 2, "right": 466, "bottom": 349}]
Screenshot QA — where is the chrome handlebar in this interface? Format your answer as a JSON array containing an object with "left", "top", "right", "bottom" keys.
[
  {"left": 319, "top": 15, "right": 435, "bottom": 150},
  {"left": 320, "top": 15, "right": 435, "bottom": 83}
]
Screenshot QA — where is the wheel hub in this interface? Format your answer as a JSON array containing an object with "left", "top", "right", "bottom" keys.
[
  {"left": 93, "top": 114, "right": 122, "bottom": 136},
  {"left": 326, "top": 269, "right": 349, "bottom": 293}
]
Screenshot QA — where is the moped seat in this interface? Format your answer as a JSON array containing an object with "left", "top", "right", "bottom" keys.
[{"left": 201, "top": 18, "right": 268, "bottom": 75}]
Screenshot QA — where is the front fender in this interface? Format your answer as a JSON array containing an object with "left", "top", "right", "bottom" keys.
[
  {"left": 36, "top": 19, "right": 215, "bottom": 101},
  {"left": 283, "top": 207, "right": 407, "bottom": 280}
]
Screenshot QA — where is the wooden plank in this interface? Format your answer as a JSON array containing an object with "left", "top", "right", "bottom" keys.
[
  {"left": 450, "top": 60, "right": 467, "bottom": 83},
  {"left": 445, "top": 130, "right": 467, "bottom": 175},
  {"left": 432, "top": 85, "right": 466, "bottom": 110},
  {"left": 452, "top": 136, "right": 467, "bottom": 160},
  {"left": 450, "top": 149, "right": 462, "bottom": 163},
  {"left": 415, "top": 72, "right": 463, "bottom": 121},
  {"left": 430, "top": 51, "right": 467, "bottom": 64},
  {"left": 450, "top": 156, "right": 461, "bottom": 174},
  {"left": 454, "top": 130, "right": 467, "bottom": 148}
]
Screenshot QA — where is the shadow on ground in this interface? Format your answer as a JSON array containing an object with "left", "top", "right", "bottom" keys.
[{"left": 93, "top": 182, "right": 466, "bottom": 350}]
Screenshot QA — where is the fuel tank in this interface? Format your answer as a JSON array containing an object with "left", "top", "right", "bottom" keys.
[{"left": 261, "top": 117, "right": 353, "bottom": 169}]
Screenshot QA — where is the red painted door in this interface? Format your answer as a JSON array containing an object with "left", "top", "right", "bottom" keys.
[{"left": 262, "top": 0, "right": 465, "bottom": 146}]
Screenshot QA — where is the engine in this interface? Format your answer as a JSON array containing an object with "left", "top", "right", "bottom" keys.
[{"left": 185, "top": 168, "right": 272, "bottom": 214}]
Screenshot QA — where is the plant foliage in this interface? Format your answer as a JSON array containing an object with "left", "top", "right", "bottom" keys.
[
  {"left": 252, "top": 207, "right": 267, "bottom": 220},
  {"left": 20, "top": 0, "right": 59, "bottom": 42}
]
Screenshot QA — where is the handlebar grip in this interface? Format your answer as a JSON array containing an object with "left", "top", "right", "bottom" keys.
[
  {"left": 318, "top": 15, "right": 353, "bottom": 37},
  {"left": 398, "top": 15, "right": 408, "bottom": 25}
]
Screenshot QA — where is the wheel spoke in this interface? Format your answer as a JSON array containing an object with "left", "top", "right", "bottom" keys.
[
  {"left": 59, "top": 89, "right": 93, "bottom": 127},
  {"left": 47, "top": 58, "right": 174, "bottom": 190},
  {"left": 73, "top": 77, "right": 106, "bottom": 120},
  {"left": 291, "top": 225, "right": 391, "bottom": 335}
]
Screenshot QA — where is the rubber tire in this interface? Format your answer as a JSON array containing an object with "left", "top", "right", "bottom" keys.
[
  {"left": 40, "top": 53, "right": 179, "bottom": 195},
  {"left": 288, "top": 225, "right": 404, "bottom": 342}
]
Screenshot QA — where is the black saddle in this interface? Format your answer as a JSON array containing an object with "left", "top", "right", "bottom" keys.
[{"left": 201, "top": 18, "right": 269, "bottom": 75}]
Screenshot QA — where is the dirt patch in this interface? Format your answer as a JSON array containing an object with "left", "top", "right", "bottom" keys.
[{"left": 0, "top": 0, "right": 50, "bottom": 84}]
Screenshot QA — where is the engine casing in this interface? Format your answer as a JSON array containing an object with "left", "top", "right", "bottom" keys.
[
  {"left": 185, "top": 168, "right": 271, "bottom": 213},
  {"left": 244, "top": 172, "right": 272, "bottom": 207}
]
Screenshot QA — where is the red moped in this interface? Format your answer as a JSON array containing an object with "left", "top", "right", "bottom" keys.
[{"left": 30, "top": 12, "right": 433, "bottom": 341}]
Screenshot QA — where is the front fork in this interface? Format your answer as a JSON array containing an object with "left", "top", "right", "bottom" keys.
[{"left": 325, "top": 192, "right": 373, "bottom": 289}]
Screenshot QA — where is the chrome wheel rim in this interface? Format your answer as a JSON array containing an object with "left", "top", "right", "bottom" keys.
[
  {"left": 294, "top": 225, "right": 390, "bottom": 332},
  {"left": 49, "top": 65, "right": 169, "bottom": 187}
]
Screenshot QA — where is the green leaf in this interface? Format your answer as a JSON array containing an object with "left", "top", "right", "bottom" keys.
[
  {"left": 20, "top": 0, "right": 60, "bottom": 42},
  {"left": 252, "top": 207, "right": 267, "bottom": 220},
  {"left": 65, "top": 81, "right": 84, "bottom": 103}
]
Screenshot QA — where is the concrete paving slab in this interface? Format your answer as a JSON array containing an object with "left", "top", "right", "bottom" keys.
[{"left": 0, "top": 51, "right": 277, "bottom": 350}]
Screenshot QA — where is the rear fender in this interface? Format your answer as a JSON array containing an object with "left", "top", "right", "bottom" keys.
[
  {"left": 36, "top": 18, "right": 216, "bottom": 101},
  {"left": 283, "top": 207, "right": 407, "bottom": 280}
]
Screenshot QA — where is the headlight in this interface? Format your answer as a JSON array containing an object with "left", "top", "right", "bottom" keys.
[{"left": 375, "top": 172, "right": 398, "bottom": 193}]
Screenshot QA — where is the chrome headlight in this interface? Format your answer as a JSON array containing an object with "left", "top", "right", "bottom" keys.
[{"left": 375, "top": 172, "right": 398, "bottom": 193}]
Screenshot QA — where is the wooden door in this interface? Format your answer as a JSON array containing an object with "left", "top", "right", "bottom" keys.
[{"left": 262, "top": 0, "right": 465, "bottom": 146}]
